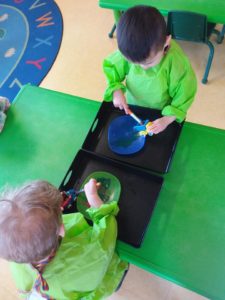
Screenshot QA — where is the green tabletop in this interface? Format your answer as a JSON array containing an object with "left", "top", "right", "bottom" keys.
[
  {"left": 0, "top": 85, "right": 101, "bottom": 187},
  {"left": 99, "top": 0, "right": 225, "bottom": 23},
  {"left": 1, "top": 85, "right": 225, "bottom": 299},
  {"left": 117, "top": 122, "right": 225, "bottom": 300}
]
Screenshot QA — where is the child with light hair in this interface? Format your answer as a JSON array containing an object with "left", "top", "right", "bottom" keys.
[{"left": 0, "top": 179, "right": 128, "bottom": 299}]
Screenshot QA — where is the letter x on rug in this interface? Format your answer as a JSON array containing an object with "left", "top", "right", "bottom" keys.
[{"left": 0, "top": 0, "right": 63, "bottom": 102}]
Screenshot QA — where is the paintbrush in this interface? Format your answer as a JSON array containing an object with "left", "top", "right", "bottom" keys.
[
  {"left": 127, "top": 109, "right": 143, "bottom": 125},
  {"left": 62, "top": 182, "right": 101, "bottom": 209},
  {"left": 61, "top": 188, "right": 84, "bottom": 209},
  {"left": 127, "top": 109, "right": 153, "bottom": 136}
]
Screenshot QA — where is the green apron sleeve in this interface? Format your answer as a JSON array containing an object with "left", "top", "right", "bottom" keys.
[
  {"left": 87, "top": 201, "right": 119, "bottom": 223},
  {"left": 103, "top": 51, "right": 129, "bottom": 101},
  {"left": 87, "top": 202, "right": 119, "bottom": 253},
  {"left": 162, "top": 49, "right": 197, "bottom": 122}
]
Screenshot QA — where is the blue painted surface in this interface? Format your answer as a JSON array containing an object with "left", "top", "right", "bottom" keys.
[{"left": 108, "top": 115, "right": 146, "bottom": 154}]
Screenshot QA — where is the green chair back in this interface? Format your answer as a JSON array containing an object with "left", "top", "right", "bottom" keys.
[
  {"left": 167, "top": 10, "right": 217, "bottom": 84},
  {"left": 167, "top": 11, "right": 209, "bottom": 43}
]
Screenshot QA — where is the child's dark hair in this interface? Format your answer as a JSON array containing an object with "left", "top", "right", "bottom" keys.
[{"left": 117, "top": 5, "right": 167, "bottom": 62}]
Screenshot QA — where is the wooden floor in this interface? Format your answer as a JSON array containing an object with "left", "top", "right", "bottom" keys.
[{"left": 1, "top": 0, "right": 225, "bottom": 299}]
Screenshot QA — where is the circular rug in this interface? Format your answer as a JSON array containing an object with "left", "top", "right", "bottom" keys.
[{"left": 0, "top": 0, "right": 63, "bottom": 102}]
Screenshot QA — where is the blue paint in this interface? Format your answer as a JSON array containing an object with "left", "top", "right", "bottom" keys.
[{"left": 108, "top": 115, "right": 146, "bottom": 155}]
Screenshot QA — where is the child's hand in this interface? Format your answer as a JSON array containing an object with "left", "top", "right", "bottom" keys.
[
  {"left": 113, "top": 90, "right": 129, "bottom": 114},
  {"left": 84, "top": 179, "right": 103, "bottom": 208},
  {"left": 147, "top": 116, "right": 176, "bottom": 134}
]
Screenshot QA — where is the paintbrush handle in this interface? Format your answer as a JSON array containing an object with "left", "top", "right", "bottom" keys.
[
  {"left": 62, "top": 182, "right": 101, "bottom": 209},
  {"left": 127, "top": 109, "right": 143, "bottom": 125},
  {"left": 75, "top": 188, "right": 84, "bottom": 195}
]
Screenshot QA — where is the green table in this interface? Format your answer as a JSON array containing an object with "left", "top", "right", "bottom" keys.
[
  {"left": 118, "top": 122, "right": 225, "bottom": 300},
  {"left": 99, "top": 0, "right": 225, "bottom": 23},
  {"left": 1, "top": 85, "right": 225, "bottom": 300},
  {"left": 0, "top": 85, "right": 100, "bottom": 187}
]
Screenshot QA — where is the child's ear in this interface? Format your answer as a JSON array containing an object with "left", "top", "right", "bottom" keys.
[
  {"left": 164, "top": 35, "right": 171, "bottom": 52},
  {"left": 165, "top": 35, "right": 171, "bottom": 47},
  {"left": 58, "top": 224, "right": 65, "bottom": 237}
]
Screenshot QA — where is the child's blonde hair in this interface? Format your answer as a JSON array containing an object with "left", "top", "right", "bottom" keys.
[{"left": 0, "top": 180, "right": 62, "bottom": 263}]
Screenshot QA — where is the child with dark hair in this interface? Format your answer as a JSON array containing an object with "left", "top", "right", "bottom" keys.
[
  {"left": 0, "top": 179, "right": 128, "bottom": 299},
  {"left": 103, "top": 5, "right": 197, "bottom": 134}
]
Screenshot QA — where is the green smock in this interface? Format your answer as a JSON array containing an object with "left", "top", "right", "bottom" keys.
[
  {"left": 103, "top": 40, "right": 197, "bottom": 122},
  {"left": 10, "top": 202, "right": 128, "bottom": 300}
]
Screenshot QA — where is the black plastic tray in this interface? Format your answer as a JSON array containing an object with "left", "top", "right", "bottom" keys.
[
  {"left": 82, "top": 102, "right": 183, "bottom": 174},
  {"left": 59, "top": 150, "right": 163, "bottom": 248}
]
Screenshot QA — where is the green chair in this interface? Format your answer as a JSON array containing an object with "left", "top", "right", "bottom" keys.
[
  {"left": 217, "top": 24, "right": 225, "bottom": 44},
  {"left": 167, "top": 11, "right": 220, "bottom": 84},
  {"left": 108, "top": 10, "right": 123, "bottom": 38},
  {"left": 108, "top": 24, "right": 116, "bottom": 38}
]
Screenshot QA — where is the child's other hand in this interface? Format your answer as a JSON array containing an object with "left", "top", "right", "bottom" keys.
[
  {"left": 147, "top": 116, "right": 176, "bottom": 134},
  {"left": 113, "top": 90, "right": 129, "bottom": 114},
  {"left": 84, "top": 179, "right": 103, "bottom": 208}
]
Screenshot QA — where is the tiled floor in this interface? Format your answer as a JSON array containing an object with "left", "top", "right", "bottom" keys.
[{"left": 1, "top": 0, "right": 225, "bottom": 299}]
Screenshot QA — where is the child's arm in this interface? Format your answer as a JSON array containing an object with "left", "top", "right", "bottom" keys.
[
  {"left": 84, "top": 179, "right": 103, "bottom": 208},
  {"left": 103, "top": 51, "right": 129, "bottom": 111},
  {"left": 84, "top": 178, "right": 119, "bottom": 223},
  {"left": 113, "top": 90, "right": 129, "bottom": 114},
  {"left": 162, "top": 51, "right": 197, "bottom": 125},
  {"left": 150, "top": 61, "right": 197, "bottom": 135}
]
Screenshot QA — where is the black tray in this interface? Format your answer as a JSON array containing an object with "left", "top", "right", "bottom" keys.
[
  {"left": 59, "top": 150, "right": 163, "bottom": 248},
  {"left": 82, "top": 102, "right": 183, "bottom": 173}
]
